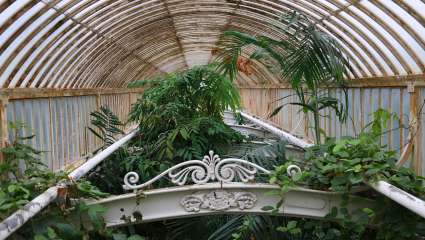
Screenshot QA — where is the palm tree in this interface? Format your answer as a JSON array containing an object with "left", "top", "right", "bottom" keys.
[{"left": 215, "top": 11, "right": 352, "bottom": 144}]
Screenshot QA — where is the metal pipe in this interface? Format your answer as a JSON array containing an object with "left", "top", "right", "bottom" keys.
[
  {"left": 0, "top": 187, "right": 58, "bottom": 239},
  {"left": 239, "top": 112, "right": 425, "bottom": 219},
  {"left": 68, "top": 130, "right": 138, "bottom": 180},
  {"left": 0, "top": 128, "right": 138, "bottom": 239},
  {"left": 239, "top": 111, "right": 314, "bottom": 148},
  {"left": 368, "top": 180, "right": 425, "bottom": 218}
]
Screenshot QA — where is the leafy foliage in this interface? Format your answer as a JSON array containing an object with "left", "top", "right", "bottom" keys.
[
  {"left": 0, "top": 122, "right": 63, "bottom": 219},
  {"left": 263, "top": 109, "right": 425, "bottom": 239},
  {"left": 215, "top": 11, "right": 351, "bottom": 143},
  {"left": 85, "top": 106, "right": 133, "bottom": 194},
  {"left": 0, "top": 123, "right": 140, "bottom": 239},
  {"left": 126, "top": 65, "right": 244, "bottom": 187},
  {"left": 88, "top": 106, "right": 124, "bottom": 152},
  {"left": 1, "top": 122, "right": 45, "bottom": 179},
  {"left": 128, "top": 64, "right": 240, "bottom": 122}
]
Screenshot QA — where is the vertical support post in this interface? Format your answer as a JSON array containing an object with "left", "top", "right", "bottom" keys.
[
  {"left": 96, "top": 93, "right": 101, "bottom": 109},
  {"left": 0, "top": 93, "right": 9, "bottom": 165},
  {"left": 128, "top": 92, "right": 131, "bottom": 109},
  {"left": 304, "top": 112, "right": 309, "bottom": 139},
  {"left": 407, "top": 82, "right": 422, "bottom": 175},
  {"left": 94, "top": 93, "right": 101, "bottom": 147}
]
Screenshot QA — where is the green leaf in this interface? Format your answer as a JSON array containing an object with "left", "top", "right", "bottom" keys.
[
  {"left": 348, "top": 174, "right": 363, "bottom": 184},
  {"left": 287, "top": 220, "right": 297, "bottom": 230},
  {"left": 362, "top": 208, "right": 375, "bottom": 218},
  {"left": 34, "top": 235, "right": 48, "bottom": 240},
  {"left": 261, "top": 205, "right": 274, "bottom": 211},
  {"left": 264, "top": 190, "right": 280, "bottom": 196},
  {"left": 86, "top": 204, "right": 106, "bottom": 230},
  {"left": 179, "top": 128, "right": 189, "bottom": 140},
  {"left": 113, "top": 233, "right": 128, "bottom": 240},
  {"left": 128, "top": 235, "right": 146, "bottom": 240},
  {"left": 47, "top": 227, "right": 57, "bottom": 238},
  {"left": 269, "top": 105, "right": 285, "bottom": 118},
  {"left": 291, "top": 172, "right": 302, "bottom": 181},
  {"left": 331, "top": 176, "right": 347, "bottom": 187}
]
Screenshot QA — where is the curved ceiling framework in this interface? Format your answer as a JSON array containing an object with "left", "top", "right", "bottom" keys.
[{"left": 0, "top": 0, "right": 424, "bottom": 89}]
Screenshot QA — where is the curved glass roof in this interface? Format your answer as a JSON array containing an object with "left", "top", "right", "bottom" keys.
[{"left": 0, "top": 0, "right": 424, "bottom": 88}]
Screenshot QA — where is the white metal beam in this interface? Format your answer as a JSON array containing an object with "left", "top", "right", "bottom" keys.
[
  {"left": 0, "top": 128, "right": 138, "bottom": 240},
  {"left": 236, "top": 111, "right": 425, "bottom": 219},
  {"left": 86, "top": 182, "right": 372, "bottom": 227},
  {"left": 238, "top": 111, "right": 314, "bottom": 148}
]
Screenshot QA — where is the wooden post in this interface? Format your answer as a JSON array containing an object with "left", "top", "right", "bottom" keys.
[
  {"left": 96, "top": 93, "right": 101, "bottom": 109},
  {"left": 0, "top": 93, "right": 9, "bottom": 164},
  {"left": 407, "top": 82, "right": 422, "bottom": 175}
]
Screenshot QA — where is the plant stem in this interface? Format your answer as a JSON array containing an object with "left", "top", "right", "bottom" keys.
[{"left": 313, "top": 109, "right": 321, "bottom": 144}]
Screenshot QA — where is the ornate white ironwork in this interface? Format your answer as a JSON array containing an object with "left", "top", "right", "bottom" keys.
[
  {"left": 180, "top": 190, "right": 257, "bottom": 212},
  {"left": 123, "top": 150, "right": 301, "bottom": 190}
]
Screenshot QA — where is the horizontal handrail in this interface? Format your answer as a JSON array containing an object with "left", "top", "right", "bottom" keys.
[{"left": 0, "top": 128, "right": 138, "bottom": 240}]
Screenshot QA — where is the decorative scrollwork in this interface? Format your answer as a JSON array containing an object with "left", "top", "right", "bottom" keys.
[
  {"left": 122, "top": 150, "right": 301, "bottom": 190},
  {"left": 287, "top": 165, "right": 302, "bottom": 178},
  {"left": 180, "top": 190, "right": 257, "bottom": 212},
  {"left": 215, "top": 160, "right": 259, "bottom": 183},
  {"left": 123, "top": 171, "right": 140, "bottom": 188},
  {"left": 169, "top": 163, "right": 210, "bottom": 186}
]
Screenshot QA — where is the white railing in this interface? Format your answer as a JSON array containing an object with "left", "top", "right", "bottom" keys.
[{"left": 123, "top": 150, "right": 301, "bottom": 190}]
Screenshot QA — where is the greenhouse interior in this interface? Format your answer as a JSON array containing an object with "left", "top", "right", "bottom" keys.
[{"left": 1, "top": 0, "right": 425, "bottom": 239}]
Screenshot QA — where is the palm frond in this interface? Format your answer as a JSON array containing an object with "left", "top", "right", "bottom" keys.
[
  {"left": 87, "top": 106, "right": 124, "bottom": 151},
  {"left": 215, "top": 12, "right": 352, "bottom": 144}
]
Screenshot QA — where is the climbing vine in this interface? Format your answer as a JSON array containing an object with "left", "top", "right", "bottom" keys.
[
  {"left": 264, "top": 109, "right": 425, "bottom": 239},
  {"left": 0, "top": 122, "right": 145, "bottom": 239}
]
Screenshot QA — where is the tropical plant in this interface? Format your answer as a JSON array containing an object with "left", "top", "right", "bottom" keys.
[
  {"left": 263, "top": 109, "right": 425, "bottom": 239},
  {"left": 0, "top": 122, "right": 61, "bottom": 219},
  {"left": 86, "top": 106, "right": 133, "bottom": 194},
  {"left": 128, "top": 64, "right": 240, "bottom": 121},
  {"left": 126, "top": 65, "right": 244, "bottom": 187},
  {"left": 88, "top": 106, "right": 124, "bottom": 152},
  {"left": 0, "top": 122, "right": 130, "bottom": 240},
  {"left": 215, "top": 11, "right": 351, "bottom": 144}
]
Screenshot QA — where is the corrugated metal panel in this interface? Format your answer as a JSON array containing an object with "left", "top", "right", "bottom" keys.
[
  {"left": 6, "top": 93, "right": 136, "bottom": 171},
  {"left": 100, "top": 93, "right": 132, "bottom": 123},
  {"left": 240, "top": 87, "right": 411, "bottom": 154},
  {"left": 7, "top": 98, "right": 53, "bottom": 168},
  {"left": 419, "top": 87, "right": 425, "bottom": 175}
]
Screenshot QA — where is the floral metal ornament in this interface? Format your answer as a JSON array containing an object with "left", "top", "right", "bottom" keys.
[
  {"left": 123, "top": 151, "right": 301, "bottom": 190},
  {"left": 180, "top": 190, "right": 257, "bottom": 212}
]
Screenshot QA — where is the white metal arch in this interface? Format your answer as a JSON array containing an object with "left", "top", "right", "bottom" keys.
[
  {"left": 89, "top": 182, "right": 371, "bottom": 227},
  {"left": 1, "top": 0, "right": 425, "bottom": 89}
]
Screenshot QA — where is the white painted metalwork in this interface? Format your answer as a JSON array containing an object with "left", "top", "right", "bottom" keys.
[
  {"left": 239, "top": 111, "right": 314, "bottom": 148},
  {"left": 0, "top": 186, "right": 58, "bottom": 240},
  {"left": 368, "top": 181, "right": 425, "bottom": 219},
  {"left": 123, "top": 150, "right": 302, "bottom": 190},
  {"left": 236, "top": 111, "right": 425, "bottom": 219},
  {"left": 1, "top": 1, "right": 425, "bottom": 88},
  {"left": 181, "top": 190, "right": 257, "bottom": 212},
  {"left": 2, "top": 108, "right": 425, "bottom": 239},
  {"left": 0, "top": 128, "right": 139, "bottom": 240},
  {"left": 88, "top": 182, "right": 372, "bottom": 227}
]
